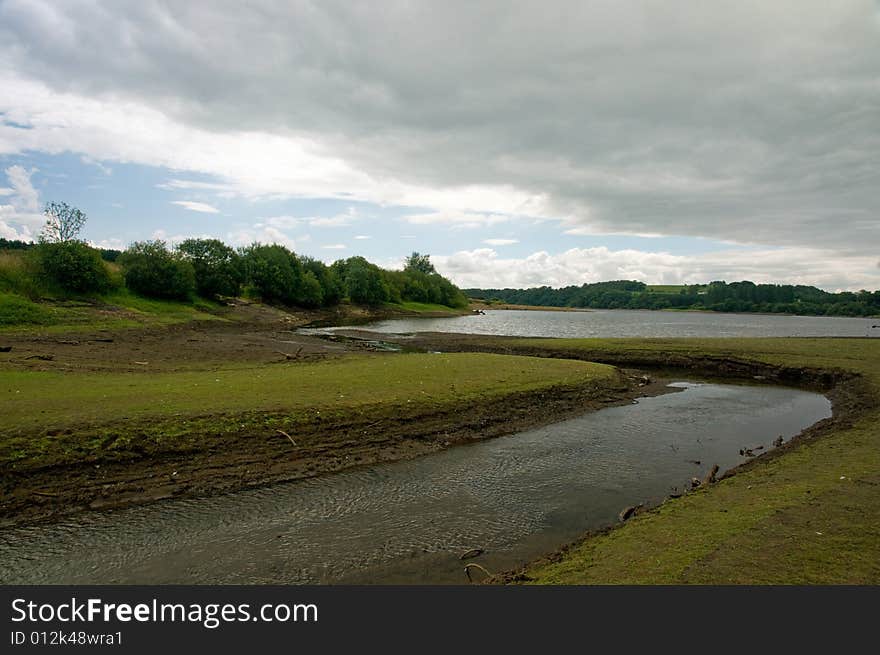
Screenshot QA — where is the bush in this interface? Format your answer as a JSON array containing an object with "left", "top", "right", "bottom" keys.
[
  {"left": 302, "top": 256, "right": 343, "bottom": 306},
  {"left": 177, "top": 238, "right": 243, "bottom": 298},
  {"left": 341, "top": 257, "right": 390, "bottom": 305},
  {"left": 240, "top": 243, "right": 302, "bottom": 304},
  {"left": 118, "top": 241, "right": 196, "bottom": 300},
  {"left": 35, "top": 241, "right": 113, "bottom": 294}
]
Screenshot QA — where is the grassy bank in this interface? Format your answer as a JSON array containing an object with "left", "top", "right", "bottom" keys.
[
  {"left": 1, "top": 352, "right": 618, "bottom": 472},
  {"left": 493, "top": 337, "right": 880, "bottom": 584},
  {"left": 0, "top": 289, "right": 224, "bottom": 332}
]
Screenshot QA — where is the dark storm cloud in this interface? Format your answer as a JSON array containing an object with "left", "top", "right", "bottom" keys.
[{"left": 1, "top": 0, "right": 878, "bottom": 253}]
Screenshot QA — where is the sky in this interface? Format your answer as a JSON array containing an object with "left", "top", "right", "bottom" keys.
[{"left": 0, "top": 0, "right": 878, "bottom": 291}]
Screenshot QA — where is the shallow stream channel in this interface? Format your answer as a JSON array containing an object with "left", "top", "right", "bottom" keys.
[{"left": 0, "top": 381, "right": 831, "bottom": 584}]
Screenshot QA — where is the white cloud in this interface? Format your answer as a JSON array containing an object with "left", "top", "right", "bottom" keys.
[
  {"left": 150, "top": 229, "right": 211, "bottom": 246},
  {"left": 0, "top": 165, "right": 43, "bottom": 240},
  {"left": 354, "top": 235, "right": 371, "bottom": 240},
  {"left": 484, "top": 238, "right": 519, "bottom": 246},
  {"left": 264, "top": 215, "right": 301, "bottom": 229},
  {"left": 0, "top": 2, "right": 878, "bottom": 284},
  {"left": 171, "top": 200, "right": 220, "bottom": 214},
  {"left": 80, "top": 155, "right": 112, "bottom": 176},
  {"left": 309, "top": 216, "right": 352, "bottom": 228},
  {"left": 321, "top": 243, "right": 347, "bottom": 250},
  {"left": 89, "top": 237, "right": 125, "bottom": 250},
  {"left": 227, "top": 226, "right": 298, "bottom": 251},
  {"left": 404, "top": 210, "right": 511, "bottom": 229},
  {"left": 435, "top": 246, "right": 880, "bottom": 292}
]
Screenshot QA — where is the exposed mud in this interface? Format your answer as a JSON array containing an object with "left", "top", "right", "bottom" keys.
[
  {"left": 4, "top": 322, "right": 867, "bottom": 536},
  {"left": 0, "top": 302, "right": 446, "bottom": 374},
  {"left": 0, "top": 364, "right": 673, "bottom": 528}
]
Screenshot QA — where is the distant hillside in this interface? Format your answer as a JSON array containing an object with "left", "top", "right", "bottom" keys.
[{"left": 465, "top": 280, "right": 880, "bottom": 317}]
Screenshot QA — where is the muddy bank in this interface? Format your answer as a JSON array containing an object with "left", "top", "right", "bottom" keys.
[
  {"left": 0, "top": 369, "right": 673, "bottom": 527},
  {"left": 353, "top": 334, "right": 872, "bottom": 584},
  {"left": 0, "top": 301, "right": 463, "bottom": 374}
]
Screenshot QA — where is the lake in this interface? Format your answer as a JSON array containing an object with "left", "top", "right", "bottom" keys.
[{"left": 334, "top": 308, "right": 879, "bottom": 339}]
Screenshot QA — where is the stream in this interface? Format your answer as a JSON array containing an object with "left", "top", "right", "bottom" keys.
[{"left": 0, "top": 381, "right": 831, "bottom": 584}]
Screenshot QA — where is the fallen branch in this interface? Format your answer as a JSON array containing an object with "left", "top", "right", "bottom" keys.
[
  {"left": 702, "top": 463, "right": 720, "bottom": 486},
  {"left": 276, "top": 429, "right": 297, "bottom": 446},
  {"left": 464, "top": 563, "right": 493, "bottom": 583},
  {"left": 275, "top": 347, "right": 304, "bottom": 361}
]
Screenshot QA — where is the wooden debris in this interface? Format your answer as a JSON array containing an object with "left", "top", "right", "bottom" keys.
[
  {"left": 459, "top": 548, "right": 484, "bottom": 560},
  {"left": 619, "top": 504, "right": 643, "bottom": 522},
  {"left": 276, "top": 429, "right": 297, "bottom": 446},
  {"left": 702, "top": 464, "right": 720, "bottom": 486},
  {"left": 464, "top": 563, "right": 493, "bottom": 583},
  {"left": 275, "top": 347, "right": 304, "bottom": 361}
]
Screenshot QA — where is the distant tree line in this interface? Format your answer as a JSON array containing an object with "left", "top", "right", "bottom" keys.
[
  {"left": 1, "top": 202, "right": 467, "bottom": 309},
  {"left": 467, "top": 279, "right": 880, "bottom": 317}
]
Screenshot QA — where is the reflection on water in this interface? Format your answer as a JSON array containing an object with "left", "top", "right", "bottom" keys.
[
  {"left": 0, "top": 382, "right": 830, "bottom": 584},
  {"left": 326, "top": 308, "right": 878, "bottom": 338}
]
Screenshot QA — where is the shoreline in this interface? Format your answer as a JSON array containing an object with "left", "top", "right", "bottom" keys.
[
  {"left": 3, "top": 317, "right": 878, "bottom": 583},
  {"left": 0, "top": 367, "right": 673, "bottom": 528}
]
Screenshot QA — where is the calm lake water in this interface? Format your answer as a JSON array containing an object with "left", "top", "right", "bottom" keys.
[
  {"left": 341, "top": 309, "right": 879, "bottom": 338},
  {"left": 0, "top": 382, "right": 830, "bottom": 584}
]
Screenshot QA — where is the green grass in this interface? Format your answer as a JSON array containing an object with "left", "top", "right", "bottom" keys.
[
  {"left": 0, "top": 249, "right": 224, "bottom": 332},
  {"left": 0, "top": 353, "right": 617, "bottom": 470},
  {"left": 0, "top": 289, "right": 224, "bottom": 333},
  {"left": 504, "top": 337, "right": 880, "bottom": 584},
  {"left": 0, "top": 293, "right": 58, "bottom": 326}
]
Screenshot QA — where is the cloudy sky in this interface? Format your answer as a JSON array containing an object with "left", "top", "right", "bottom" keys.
[{"left": 1, "top": 0, "right": 878, "bottom": 290}]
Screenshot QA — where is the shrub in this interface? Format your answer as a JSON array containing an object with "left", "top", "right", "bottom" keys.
[
  {"left": 118, "top": 241, "right": 196, "bottom": 300},
  {"left": 35, "top": 241, "right": 113, "bottom": 294},
  {"left": 177, "top": 238, "right": 244, "bottom": 298},
  {"left": 240, "top": 243, "right": 301, "bottom": 304},
  {"left": 342, "top": 257, "right": 390, "bottom": 305}
]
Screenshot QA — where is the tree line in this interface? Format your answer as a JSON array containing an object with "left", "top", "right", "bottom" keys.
[
  {"left": 3, "top": 202, "right": 468, "bottom": 309},
  {"left": 467, "top": 279, "right": 880, "bottom": 317}
]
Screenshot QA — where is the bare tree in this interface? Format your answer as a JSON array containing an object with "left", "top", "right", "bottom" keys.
[{"left": 41, "top": 201, "right": 87, "bottom": 243}]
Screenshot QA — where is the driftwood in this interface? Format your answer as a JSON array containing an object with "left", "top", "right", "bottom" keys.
[
  {"left": 276, "top": 429, "right": 297, "bottom": 446},
  {"left": 24, "top": 354, "right": 54, "bottom": 361},
  {"left": 618, "top": 504, "right": 643, "bottom": 522},
  {"left": 459, "top": 548, "right": 484, "bottom": 560},
  {"left": 276, "top": 347, "right": 304, "bottom": 361},
  {"left": 702, "top": 464, "right": 719, "bottom": 486},
  {"left": 464, "top": 563, "right": 493, "bottom": 583}
]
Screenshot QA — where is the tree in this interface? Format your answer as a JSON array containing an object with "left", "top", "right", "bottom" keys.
[
  {"left": 41, "top": 202, "right": 88, "bottom": 243},
  {"left": 177, "top": 238, "right": 244, "bottom": 298},
  {"left": 239, "top": 243, "right": 302, "bottom": 304},
  {"left": 342, "top": 256, "right": 390, "bottom": 304},
  {"left": 36, "top": 241, "right": 113, "bottom": 294},
  {"left": 404, "top": 252, "right": 436, "bottom": 275},
  {"left": 118, "top": 241, "right": 196, "bottom": 300}
]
